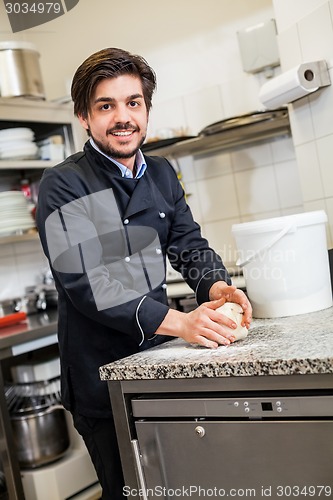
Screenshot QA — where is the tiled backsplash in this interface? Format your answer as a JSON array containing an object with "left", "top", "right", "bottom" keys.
[
  {"left": 2, "top": 133, "right": 302, "bottom": 301},
  {"left": 3, "top": 0, "right": 333, "bottom": 300},
  {"left": 273, "top": 0, "right": 333, "bottom": 248},
  {"left": 0, "top": 238, "right": 48, "bottom": 301},
  {"left": 175, "top": 134, "right": 303, "bottom": 266}
]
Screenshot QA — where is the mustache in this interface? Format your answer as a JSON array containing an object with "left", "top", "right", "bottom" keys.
[{"left": 107, "top": 123, "right": 139, "bottom": 134}]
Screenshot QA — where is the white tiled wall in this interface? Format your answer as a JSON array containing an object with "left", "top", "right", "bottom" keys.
[
  {"left": 5, "top": 0, "right": 333, "bottom": 299},
  {"left": 5, "top": 137, "right": 301, "bottom": 300},
  {"left": 1, "top": 3, "right": 283, "bottom": 299},
  {"left": 273, "top": 0, "right": 333, "bottom": 246},
  {"left": 149, "top": 76, "right": 265, "bottom": 138},
  {"left": 273, "top": 0, "right": 328, "bottom": 32},
  {"left": 156, "top": 0, "right": 333, "bottom": 271},
  {"left": 0, "top": 238, "right": 48, "bottom": 301},
  {"left": 176, "top": 134, "right": 303, "bottom": 265}
]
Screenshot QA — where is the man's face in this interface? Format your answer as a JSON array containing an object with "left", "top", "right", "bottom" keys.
[{"left": 79, "top": 75, "right": 149, "bottom": 169}]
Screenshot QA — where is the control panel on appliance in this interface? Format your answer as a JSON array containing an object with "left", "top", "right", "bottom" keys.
[
  {"left": 131, "top": 395, "right": 333, "bottom": 418},
  {"left": 228, "top": 396, "right": 333, "bottom": 418},
  {"left": 228, "top": 398, "right": 287, "bottom": 417}
]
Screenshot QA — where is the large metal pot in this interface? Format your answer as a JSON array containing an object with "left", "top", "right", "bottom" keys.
[
  {"left": 10, "top": 404, "right": 70, "bottom": 468},
  {"left": 6, "top": 378, "right": 70, "bottom": 468},
  {"left": 0, "top": 41, "right": 45, "bottom": 99}
]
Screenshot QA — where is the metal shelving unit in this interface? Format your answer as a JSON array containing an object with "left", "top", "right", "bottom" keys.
[
  {"left": 0, "top": 231, "right": 38, "bottom": 245},
  {"left": 0, "top": 98, "right": 81, "bottom": 245},
  {"left": 0, "top": 98, "right": 80, "bottom": 499},
  {"left": 143, "top": 108, "right": 291, "bottom": 158},
  {"left": 0, "top": 160, "right": 55, "bottom": 170}
]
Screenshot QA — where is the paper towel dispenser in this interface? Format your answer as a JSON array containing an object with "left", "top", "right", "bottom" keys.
[
  {"left": 237, "top": 19, "right": 280, "bottom": 74},
  {"left": 259, "top": 60, "right": 331, "bottom": 109}
]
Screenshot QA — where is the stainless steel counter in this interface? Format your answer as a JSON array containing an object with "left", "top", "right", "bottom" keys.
[
  {"left": 0, "top": 309, "right": 58, "bottom": 358},
  {"left": 100, "top": 307, "right": 333, "bottom": 498}
]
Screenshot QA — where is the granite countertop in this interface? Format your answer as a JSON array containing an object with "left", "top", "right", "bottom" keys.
[{"left": 100, "top": 306, "right": 333, "bottom": 381}]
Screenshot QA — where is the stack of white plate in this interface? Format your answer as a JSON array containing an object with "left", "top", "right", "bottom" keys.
[
  {"left": 0, "top": 128, "right": 38, "bottom": 160},
  {"left": 0, "top": 191, "right": 35, "bottom": 236}
]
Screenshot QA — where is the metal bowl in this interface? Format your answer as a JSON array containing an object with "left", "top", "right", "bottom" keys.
[{"left": 10, "top": 405, "right": 70, "bottom": 468}]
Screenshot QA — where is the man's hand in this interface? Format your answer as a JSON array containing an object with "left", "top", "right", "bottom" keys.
[
  {"left": 209, "top": 281, "right": 252, "bottom": 329},
  {"left": 156, "top": 293, "right": 251, "bottom": 349},
  {"left": 155, "top": 281, "right": 252, "bottom": 349}
]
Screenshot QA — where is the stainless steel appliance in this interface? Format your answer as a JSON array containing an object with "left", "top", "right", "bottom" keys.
[
  {"left": 20, "top": 411, "right": 102, "bottom": 500},
  {"left": 6, "top": 378, "right": 69, "bottom": 469},
  {"left": 6, "top": 358, "right": 101, "bottom": 499},
  {"left": 131, "top": 393, "right": 333, "bottom": 499}
]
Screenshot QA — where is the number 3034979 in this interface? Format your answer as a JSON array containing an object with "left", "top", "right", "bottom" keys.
[
  {"left": 5, "top": 3, "right": 62, "bottom": 14},
  {"left": 276, "top": 485, "right": 332, "bottom": 497}
]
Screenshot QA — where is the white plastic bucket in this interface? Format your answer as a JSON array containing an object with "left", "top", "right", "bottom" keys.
[{"left": 232, "top": 211, "right": 333, "bottom": 318}]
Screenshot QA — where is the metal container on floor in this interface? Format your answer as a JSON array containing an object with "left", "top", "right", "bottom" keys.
[
  {"left": 10, "top": 404, "right": 70, "bottom": 469},
  {"left": 5, "top": 377, "right": 70, "bottom": 468}
]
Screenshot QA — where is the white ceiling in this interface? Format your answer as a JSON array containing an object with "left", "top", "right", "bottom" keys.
[{"left": 0, "top": 0, "right": 273, "bottom": 99}]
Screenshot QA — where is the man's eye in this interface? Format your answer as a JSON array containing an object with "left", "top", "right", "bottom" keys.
[
  {"left": 101, "top": 103, "right": 110, "bottom": 110},
  {"left": 129, "top": 101, "right": 139, "bottom": 107}
]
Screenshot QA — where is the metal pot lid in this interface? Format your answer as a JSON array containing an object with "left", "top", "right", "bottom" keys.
[
  {"left": 142, "top": 136, "right": 196, "bottom": 152},
  {"left": 5, "top": 377, "right": 61, "bottom": 415},
  {"left": 0, "top": 41, "right": 38, "bottom": 52}
]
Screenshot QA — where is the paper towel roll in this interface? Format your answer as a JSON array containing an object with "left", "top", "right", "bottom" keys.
[{"left": 259, "top": 60, "right": 331, "bottom": 109}]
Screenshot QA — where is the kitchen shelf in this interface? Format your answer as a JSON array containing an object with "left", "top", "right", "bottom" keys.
[
  {"left": 0, "top": 97, "right": 82, "bottom": 171},
  {"left": 0, "top": 99, "right": 81, "bottom": 251},
  {"left": 0, "top": 230, "right": 38, "bottom": 245},
  {"left": 0, "top": 101, "right": 78, "bottom": 251},
  {"left": 0, "top": 96, "right": 74, "bottom": 123},
  {"left": 143, "top": 109, "right": 291, "bottom": 158},
  {"left": 0, "top": 160, "right": 55, "bottom": 170},
  {"left": 0, "top": 98, "right": 82, "bottom": 499}
]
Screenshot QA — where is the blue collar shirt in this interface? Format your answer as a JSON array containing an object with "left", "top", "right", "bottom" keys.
[{"left": 89, "top": 138, "right": 147, "bottom": 179}]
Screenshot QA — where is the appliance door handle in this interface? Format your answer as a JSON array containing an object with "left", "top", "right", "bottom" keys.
[{"left": 131, "top": 439, "right": 148, "bottom": 500}]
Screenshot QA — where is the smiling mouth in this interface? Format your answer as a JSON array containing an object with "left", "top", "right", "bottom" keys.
[{"left": 111, "top": 130, "right": 135, "bottom": 137}]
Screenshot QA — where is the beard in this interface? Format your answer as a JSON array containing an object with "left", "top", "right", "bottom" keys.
[{"left": 90, "top": 124, "right": 146, "bottom": 160}]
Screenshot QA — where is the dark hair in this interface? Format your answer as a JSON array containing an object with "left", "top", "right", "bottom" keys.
[{"left": 71, "top": 47, "right": 157, "bottom": 118}]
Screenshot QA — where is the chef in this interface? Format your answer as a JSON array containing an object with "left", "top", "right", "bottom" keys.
[{"left": 36, "top": 47, "right": 252, "bottom": 500}]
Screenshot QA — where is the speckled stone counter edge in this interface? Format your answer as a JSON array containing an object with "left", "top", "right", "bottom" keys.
[{"left": 100, "top": 306, "right": 333, "bottom": 381}]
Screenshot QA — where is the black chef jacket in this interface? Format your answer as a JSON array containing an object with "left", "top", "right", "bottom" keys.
[{"left": 36, "top": 141, "right": 231, "bottom": 417}]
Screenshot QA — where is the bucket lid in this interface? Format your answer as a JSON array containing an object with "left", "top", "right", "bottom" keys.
[
  {"left": 0, "top": 41, "right": 39, "bottom": 52},
  {"left": 232, "top": 210, "right": 327, "bottom": 235}
]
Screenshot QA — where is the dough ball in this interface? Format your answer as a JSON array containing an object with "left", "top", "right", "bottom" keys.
[{"left": 216, "top": 302, "right": 248, "bottom": 341}]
